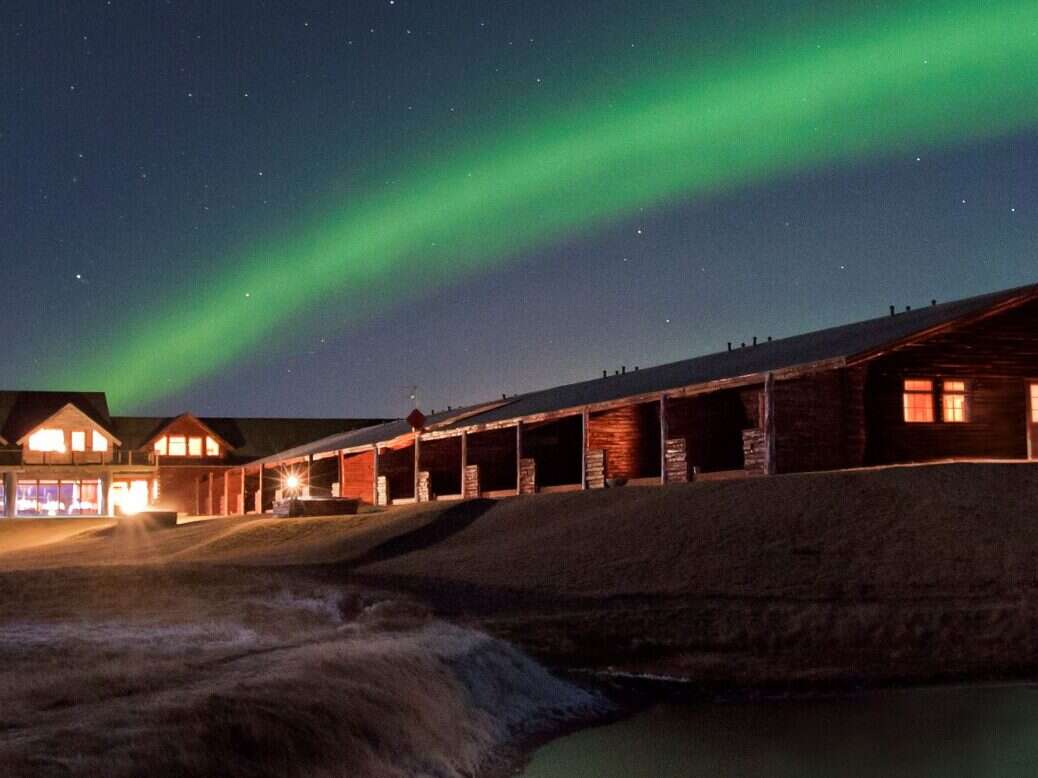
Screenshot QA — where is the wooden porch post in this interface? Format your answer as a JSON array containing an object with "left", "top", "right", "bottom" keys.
[
  {"left": 413, "top": 434, "right": 421, "bottom": 500},
  {"left": 659, "top": 395, "right": 668, "bottom": 484},
  {"left": 372, "top": 445, "right": 380, "bottom": 505},
  {"left": 581, "top": 409, "right": 589, "bottom": 490},
  {"left": 207, "top": 472, "right": 214, "bottom": 515},
  {"left": 516, "top": 422, "right": 523, "bottom": 495},
  {"left": 306, "top": 455, "right": 313, "bottom": 497},
  {"left": 239, "top": 467, "right": 246, "bottom": 514},
  {"left": 223, "top": 470, "right": 230, "bottom": 515},
  {"left": 764, "top": 372, "right": 777, "bottom": 475},
  {"left": 194, "top": 476, "right": 200, "bottom": 516}
]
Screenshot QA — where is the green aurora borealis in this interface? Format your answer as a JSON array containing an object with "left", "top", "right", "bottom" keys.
[{"left": 43, "top": 0, "right": 1038, "bottom": 410}]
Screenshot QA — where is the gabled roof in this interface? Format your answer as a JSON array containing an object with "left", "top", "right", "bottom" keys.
[
  {"left": 0, "top": 391, "right": 113, "bottom": 446},
  {"left": 132, "top": 412, "right": 236, "bottom": 451},
  {"left": 14, "top": 402, "right": 122, "bottom": 446},
  {"left": 110, "top": 415, "right": 388, "bottom": 462},
  {"left": 251, "top": 281, "right": 1038, "bottom": 464}
]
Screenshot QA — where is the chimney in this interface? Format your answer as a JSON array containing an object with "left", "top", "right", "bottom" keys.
[
  {"left": 741, "top": 342, "right": 746, "bottom": 348},
  {"left": 634, "top": 366, "right": 639, "bottom": 371},
  {"left": 752, "top": 336, "right": 757, "bottom": 346},
  {"left": 767, "top": 336, "right": 772, "bottom": 342},
  {"left": 602, "top": 370, "right": 607, "bottom": 378},
  {"left": 727, "top": 342, "right": 732, "bottom": 351},
  {"left": 906, "top": 305, "right": 912, "bottom": 312},
  {"left": 889, "top": 305, "right": 896, "bottom": 316},
  {"left": 931, "top": 299, "right": 937, "bottom": 306},
  {"left": 621, "top": 365, "right": 626, "bottom": 374}
]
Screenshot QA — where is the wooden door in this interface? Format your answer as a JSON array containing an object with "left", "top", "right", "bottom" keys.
[{"left": 1029, "top": 384, "right": 1038, "bottom": 460}]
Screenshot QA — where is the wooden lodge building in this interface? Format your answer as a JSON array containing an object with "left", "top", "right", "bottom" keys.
[
  {"left": 248, "top": 282, "right": 1038, "bottom": 509},
  {"left": 0, "top": 390, "right": 382, "bottom": 517}
]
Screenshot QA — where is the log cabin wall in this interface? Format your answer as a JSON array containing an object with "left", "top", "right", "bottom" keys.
[
  {"left": 260, "top": 467, "right": 279, "bottom": 511},
  {"left": 772, "top": 370, "right": 850, "bottom": 474},
  {"left": 340, "top": 450, "right": 375, "bottom": 504},
  {"left": 665, "top": 388, "right": 755, "bottom": 473},
  {"left": 467, "top": 427, "right": 517, "bottom": 491},
  {"left": 378, "top": 444, "right": 415, "bottom": 499},
  {"left": 243, "top": 469, "right": 260, "bottom": 512},
  {"left": 309, "top": 456, "right": 339, "bottom": 499},
  {"left": 523, "top": 415, "right": 583, "bottom": 487},
  {"left": 157, "top": 465, "right": 229, "bottom": 515},
  {"left": 587, "top": 402, "right": 661, "bottom": 480},
  {"left": 862, "top": 299, "right": 1038, "bottom": 464},
  {"left": 419, "top": 436, "right": 463, "bottom": 496}
]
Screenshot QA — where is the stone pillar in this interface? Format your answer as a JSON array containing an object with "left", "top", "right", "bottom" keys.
[
  {"left": 664, "top": 438, "right": 690, "bottom": 483},
  {"left": 462, "top": 465, "right": 480, "bottom": 499},
  {"left": 417, "top": 471, "right": 431, "bottom": 502},
  {"left": 376, "top": 475, "right": 389, "bottom": 506},
  {"left": 100, "top": 472, "right": 113, "bottom": 515},
  {"left": 518, "top": 457, "right": 536, "bottom": 495},
  {"left": 742, "top": 429, "right": 767, "bottom": 474},
  {"left": 585, "top": 449, "right": 606, "bottom": 489},
  {"left": 4, "top": 472, "right": 17, "bottom": 518}
]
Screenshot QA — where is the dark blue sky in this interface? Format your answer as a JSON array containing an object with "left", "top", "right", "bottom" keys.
[{"left": 2, "top": 1, "right": 1035, "bottom": 418}]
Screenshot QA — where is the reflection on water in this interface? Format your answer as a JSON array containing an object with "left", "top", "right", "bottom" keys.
[{"left": 520, "top": 684, "right": 1038, "bottom": 777}]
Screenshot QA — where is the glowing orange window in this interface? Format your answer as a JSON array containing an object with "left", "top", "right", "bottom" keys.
[
  {"left": 903, "top": 379, "right": 934, "bottom": 423},
  {"left": 942, "top": 381, "right": 967, "bottom": 423},
  {"left": 1031, "top": 384, "right": 1038, "bottom": 423}
]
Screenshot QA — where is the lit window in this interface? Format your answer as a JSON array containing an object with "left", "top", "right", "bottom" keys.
[
  {"left": 942, "top": 381, "right": 967, "bottom": 423},
  {"left": 91, "top": 431, "right": 108, "bottom": 452},
  {"left": 1031, "top": 384, "right": 1038, "bottom": 424},
  {"left": 154, "top": 436, "right": 168, "bottom": 455},
  {"left": 70, "top": 431, "right": 86, "bottom": 452},
  {"left": 205, "top": 436, "right": 220, "bottom": 457},
  {"left": 28, "top": 429, "right": 66, "bottom": 452},
  {"left": 903, "top": 380, "right": 934, "bottom": 423},
  {"left": 168, "top": 435, "right": 187, "bottom": 456},
  {"left": 188, "top": 437, "right": 203, "bottom": 457}
]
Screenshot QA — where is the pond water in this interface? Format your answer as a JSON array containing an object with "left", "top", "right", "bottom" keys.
[{"left": 519, "top": 684, "right": 1038, "bottom": 777}]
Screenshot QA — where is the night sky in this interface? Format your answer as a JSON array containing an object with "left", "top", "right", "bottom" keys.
[{"left": 3, "top": 1, "right": 1037, "bottom": 418}]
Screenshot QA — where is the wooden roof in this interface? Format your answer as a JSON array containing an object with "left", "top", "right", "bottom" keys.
[
  {"left": 252, "top": 281, "right": 1038, "bottom": 462},
  {"left": 0, "top": 391, "right": 113, "bottom": 446}
]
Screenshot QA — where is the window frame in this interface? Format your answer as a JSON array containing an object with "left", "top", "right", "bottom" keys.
[
  {"left": 205, "top": 436, "right": 220, "bottom": 457},
  {"left": 91, "top": 430, "right": 109, "bottom": 452},
  {"left": 902, "top": 379, "right": 935, "bottom": 423},
  {"left": 940, "top": 380, "right": 969, "bottom": 423},
  {"left": 167, "top": 435, "right": 187, "bottom": 457}
]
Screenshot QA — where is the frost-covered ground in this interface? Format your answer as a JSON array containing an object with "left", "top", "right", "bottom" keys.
[{"left": 0, "top": 574, "right": 604, "bottom": 777}]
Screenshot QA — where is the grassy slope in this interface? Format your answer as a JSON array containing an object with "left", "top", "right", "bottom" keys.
[{"left": 2, "top": 462, "right": 1037, "bottom": 687}]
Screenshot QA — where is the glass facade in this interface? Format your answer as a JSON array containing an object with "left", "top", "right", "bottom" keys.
[{"left": 12, "top": 479, "right": 103, "bottom": 516}]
